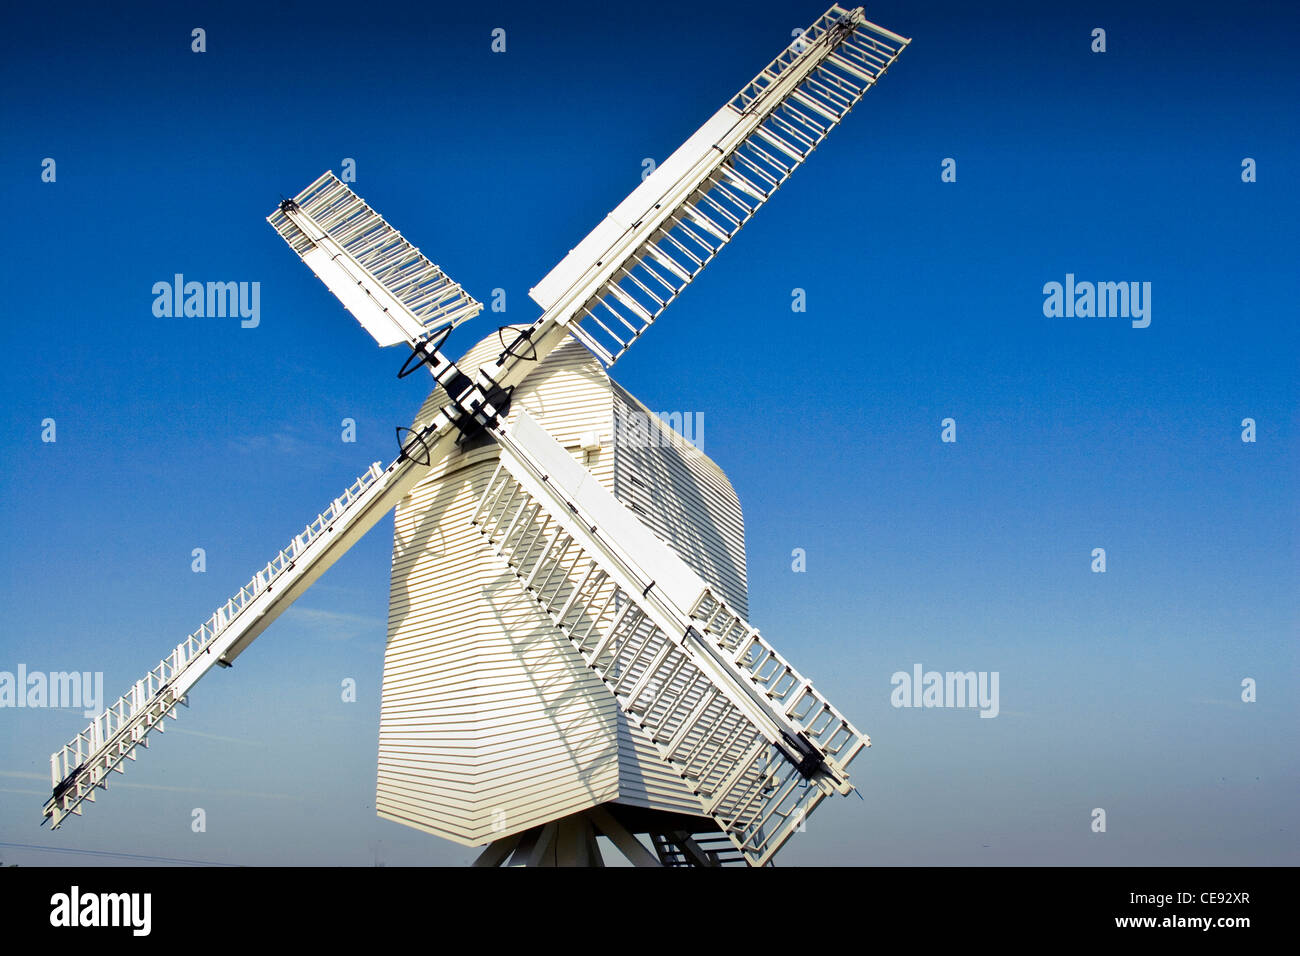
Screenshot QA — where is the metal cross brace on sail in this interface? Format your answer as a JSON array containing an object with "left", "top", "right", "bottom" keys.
[{"left": 43, "top": 3, "right": 909, "bottom": 866}]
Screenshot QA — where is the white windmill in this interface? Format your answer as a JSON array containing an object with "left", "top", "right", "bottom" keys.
[{"left": 42, "top": 4, "right": 909, "bottom": 867}]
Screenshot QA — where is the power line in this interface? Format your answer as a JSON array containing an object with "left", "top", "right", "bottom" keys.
[{"left": 0, "top": 841, "right": 238, "bottom": 867}]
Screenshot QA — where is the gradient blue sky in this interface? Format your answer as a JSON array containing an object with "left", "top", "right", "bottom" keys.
[{"left": 1, "top": 0, "right": 1296, "bottom": 866}]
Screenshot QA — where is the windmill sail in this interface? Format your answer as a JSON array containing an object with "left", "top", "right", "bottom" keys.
[
  {"left": 43, "top": 451, "right": 442, "bottom": 827},
  {"left": 474, "top": 410, "right": 869, "bottom": 866},
  {"left": 269, "top": 172, "right": 482, "bottom": 347},
  {"left": 530, "top": 4, "right": 909, "bottom": 366}
]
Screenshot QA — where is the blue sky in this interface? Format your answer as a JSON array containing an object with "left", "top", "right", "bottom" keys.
[{"left": 0, "top": 0, "right": 1296, "bottom": 866}]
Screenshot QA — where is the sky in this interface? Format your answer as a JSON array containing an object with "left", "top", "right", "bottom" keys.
[{"left": 0, "top": 0, "right": 1296, "bottom": 867}]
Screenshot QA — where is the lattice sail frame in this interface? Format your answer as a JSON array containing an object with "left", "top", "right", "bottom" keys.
[
  {"left": 269, "top": 172, "right": 481, "bottom": 347},
  {"left": 472, "top": 410, "right": 870, "bottom": 866},
  {"left": 532, "top": 4, "right": 909, "bottom": 366},
  {"left": 45, "top": 462, "right": 394, "bottom": 825}
]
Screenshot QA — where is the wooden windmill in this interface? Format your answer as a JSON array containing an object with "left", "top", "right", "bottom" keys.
[{"left": 43, "top": 4, "right": 909, "bottom": 866}]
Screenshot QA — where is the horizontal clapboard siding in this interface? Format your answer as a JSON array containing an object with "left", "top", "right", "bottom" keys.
[
  {"left": 377, "top": 330, "right": 747, "bottom": 845},
  {"left": 610, "top": 383, "right": 748, "bottom": 618}
]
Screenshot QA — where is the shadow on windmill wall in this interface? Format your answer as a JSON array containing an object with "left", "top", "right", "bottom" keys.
[{"left": 380, "top": 327, "right": 750, "bottom": 839}]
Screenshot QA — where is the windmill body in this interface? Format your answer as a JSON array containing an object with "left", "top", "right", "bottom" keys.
[{"left": 380, "top": 332, "right": 747, "bottom": 851}]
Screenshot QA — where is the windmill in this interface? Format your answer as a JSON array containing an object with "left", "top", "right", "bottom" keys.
[{"left": 42, "top": 4, "right": 909, "bottom": 867}]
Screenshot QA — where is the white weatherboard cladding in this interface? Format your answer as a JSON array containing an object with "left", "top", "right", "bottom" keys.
[
  {"left": 611, "top": 383, "right": 747, "bottom": 618},
  {"left": 377, "top": 331, "right": 748, "bottom": 844}
]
